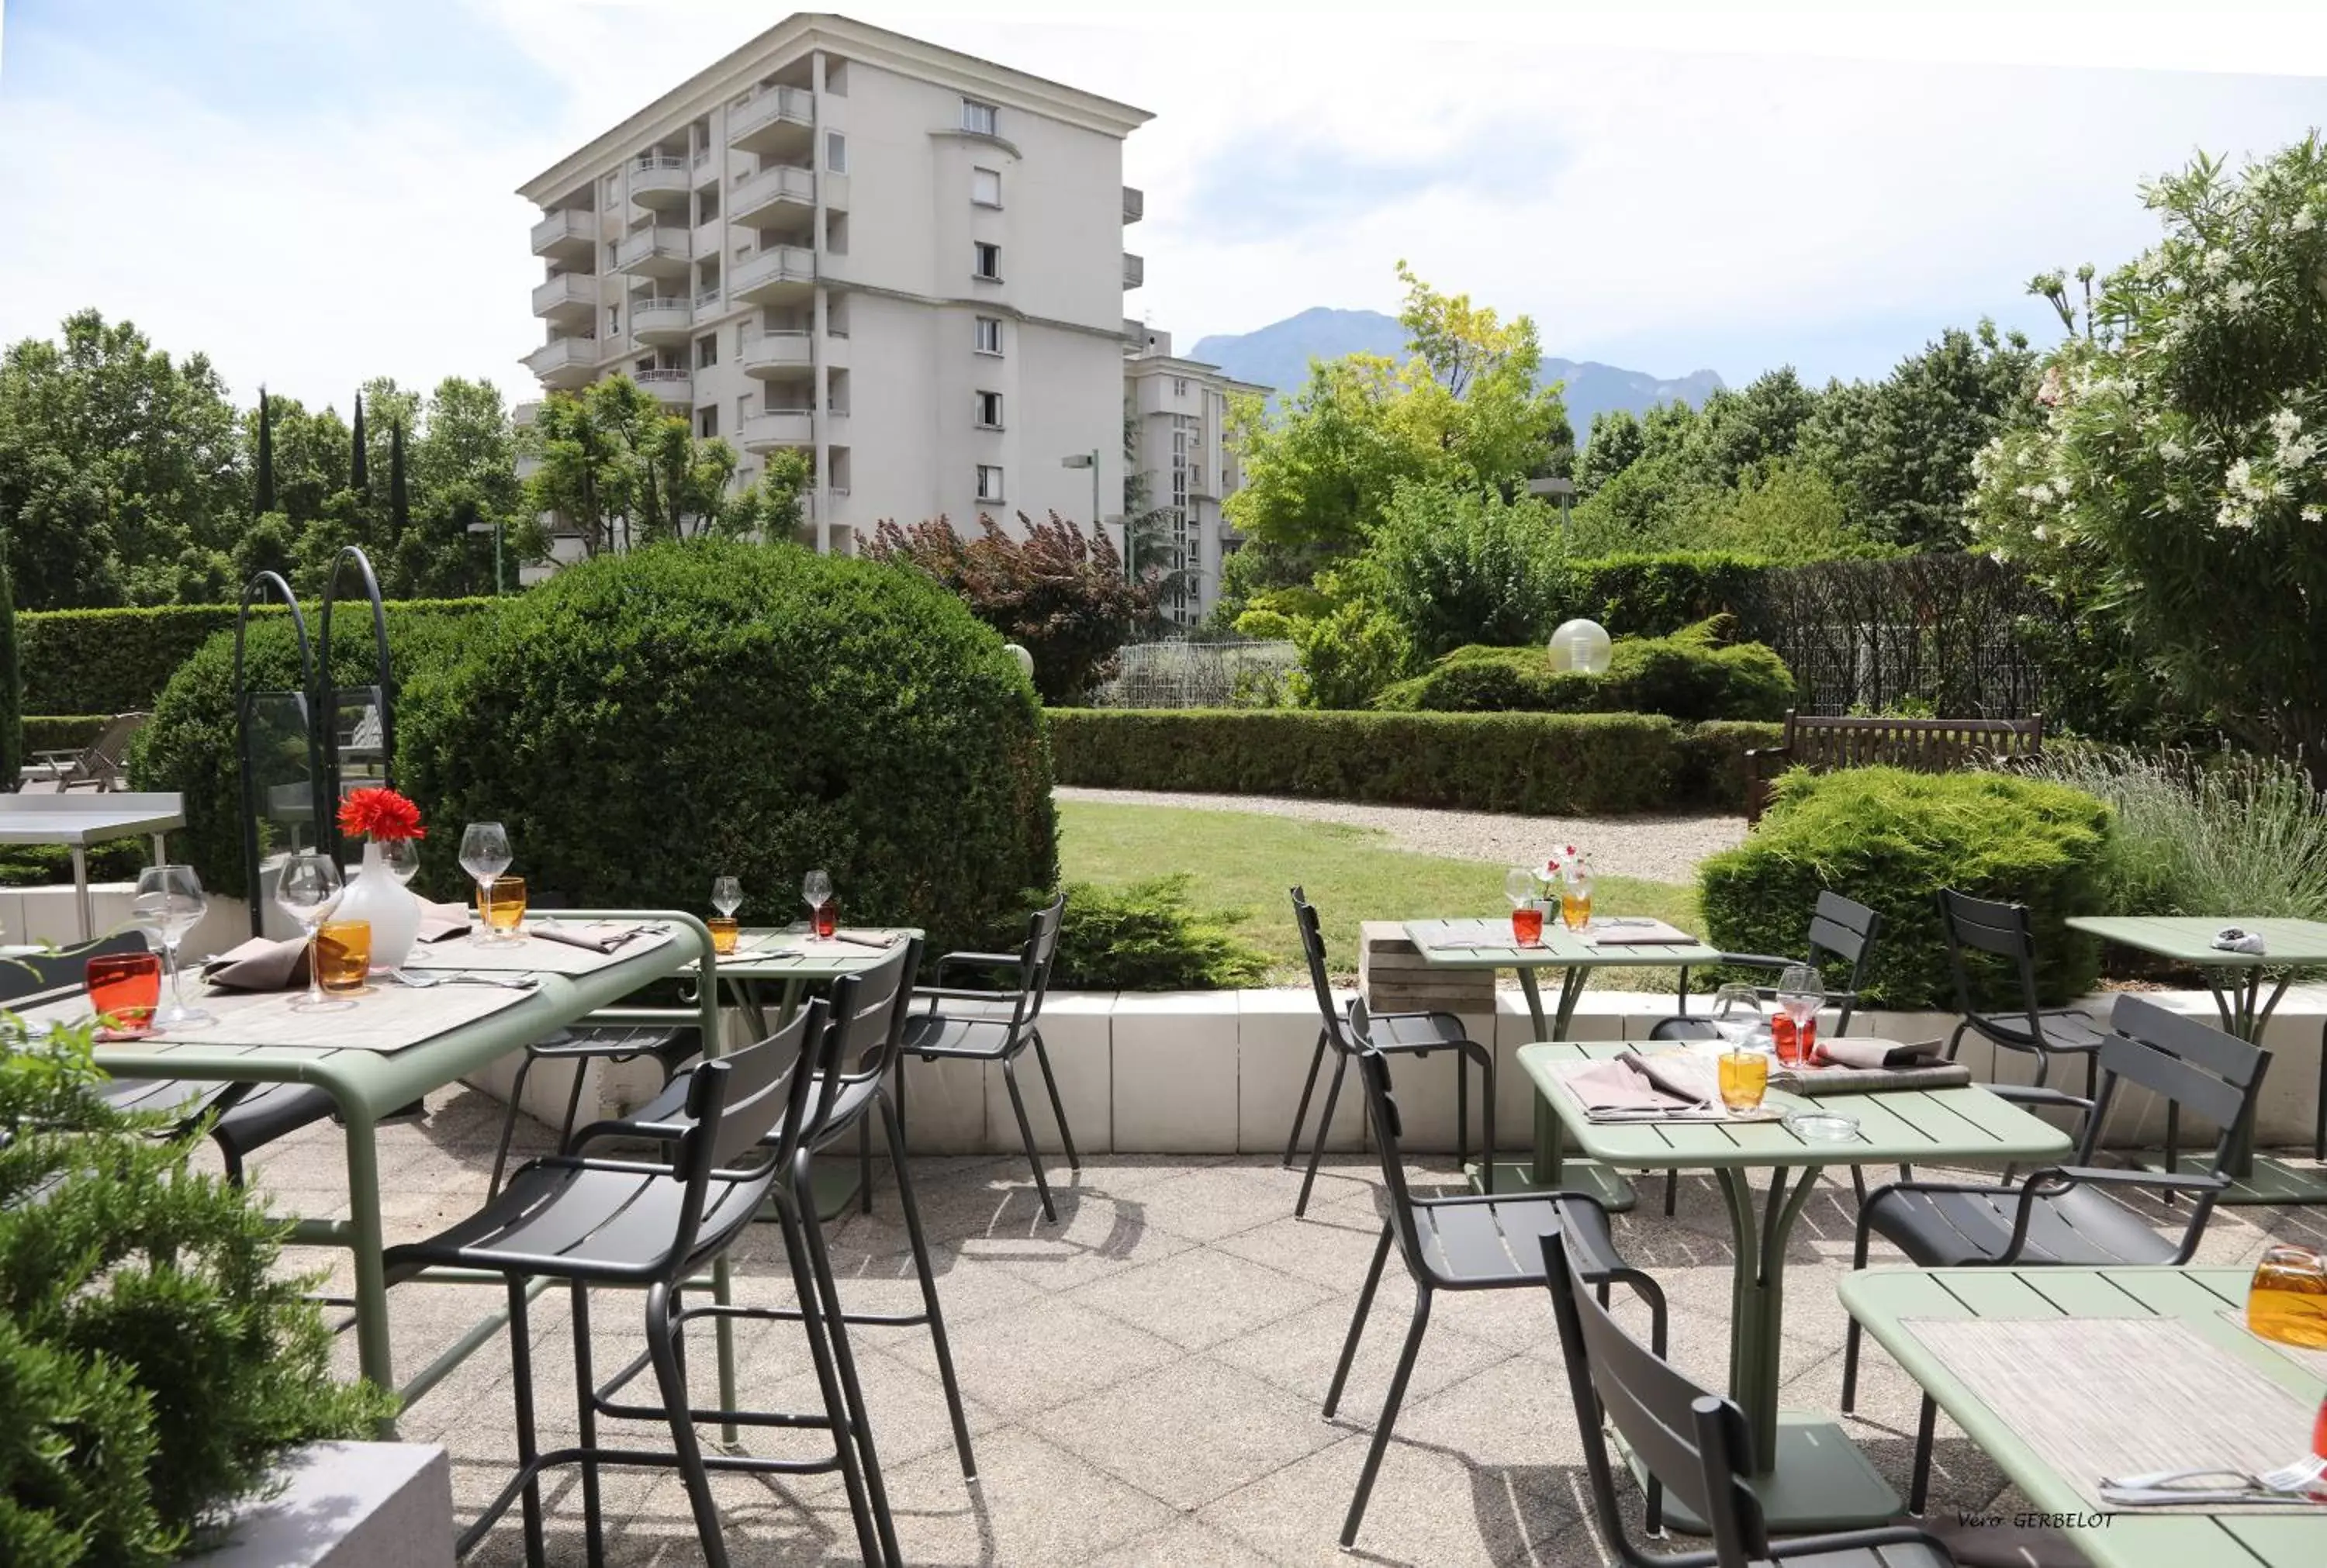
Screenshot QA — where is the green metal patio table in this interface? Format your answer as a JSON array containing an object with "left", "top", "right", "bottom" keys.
[
  {"left": 2066, "top": 914, "right": 2327, "bottom": 1205},
  {"left": 1520, "top": 1040, "right": 2074, "bottom": 1532},
  {"left": 57, "top": 910, "right": 721, "bottom": 1429},
  {"left": 1841, "top": 1266, "right": 2327, "bottom": 1568},
  {"left": 1408, "top": 916, "right": 1724, "bottom": 1210}
]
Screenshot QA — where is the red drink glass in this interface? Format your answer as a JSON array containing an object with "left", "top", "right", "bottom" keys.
[
  {"left": 814, "top": 899, "right": 838, "bottom": 939},
  {"left": 87, "top": 951, "right": 163, "bottom": 1037},
  {"left": 1796, "top": 1015, "right": 1818, "bottom": 1065},
  {"left": 1771, "top": 1014, "right": 1803, "bottom": 1066},
  {"left": 1512, "top": 905, "right": 1544, "bottom": 945}
]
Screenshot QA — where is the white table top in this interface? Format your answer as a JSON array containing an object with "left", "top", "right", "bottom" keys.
[{"left": 0, "top": 792, "right": 185, "bottom": 845}]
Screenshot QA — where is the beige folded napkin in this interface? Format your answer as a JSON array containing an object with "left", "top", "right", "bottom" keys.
[
  {"left": 1559, "top": 1052, "right": 1718, "bottom": 1116},
  {"left": 1776, "top": 1038, "right": 1971, "bottom": 1095},
  {"left": 415, "top": 899, "right": 473, "bottom": 942},
  {"left": 531, "top": 920, "right": 652, "bottom": 955},
  {"left": 202, "top": 936, "right": 310, "bottom": 991}
]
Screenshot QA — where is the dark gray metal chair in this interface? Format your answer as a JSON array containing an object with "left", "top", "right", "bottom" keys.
[
  {"left": 1842, "top": 993, "right": 2265, "bottom": 1510},
  {"left": 1281, "top": 887, "right": 1494, "bottom": 1217},
  {"left": 1938, "top": 890, "right": 2106, "bottom": 1096},
  {"left": 1329, "top": 1041, "right": 1664, "bottom": 1549},
  {"left": 1649, "top": 892, "right": 1886, "bottom": 1214},
  {"left": 583, "top": 938, "right": 975, "bottom": 1485},
  {"left": 1541, "top": 1227, "right": 1956, "bottom": 1568},
  {"left": 3, "top": 932, "right": 337, "bottom": 1184},
  {"left": 487, "top": 1020, "right": 701, "bottom": 1197},
  {"left": 901, "top": 891, "right": 1077, "bottom": 1221},
  {"left": 384, "top": 997, "right": 894, "bottom": 1568}
]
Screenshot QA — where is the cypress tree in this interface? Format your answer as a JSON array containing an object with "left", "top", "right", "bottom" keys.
[
  {"left": 0, "top": 541, "right": 20, "bottom": 793},
  {"left": 351, "top": 392, "right": 368, "bottom": 491},
  {"left": 389, "top": 420, "right": 409, "bottom": 545},
  {"left": 254, "top": 387, "right": 276, "bottom": 515}
]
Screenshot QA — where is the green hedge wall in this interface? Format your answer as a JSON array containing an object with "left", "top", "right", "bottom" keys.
[
  {"left": 1372, "top": 628, "right": 1794, "bottom": 724},
  {"left": 21, "top": 714, "right": 109, "bottom": 756},
  {"left": 1049, "top": 709, "right": 1772, "bottom": 814},
  {"left": 1676, "top": 720, "right": 1786, "bottom": 812},
  {"left": 1696, "top": 767, "right": 2113, "bottom": 1008},
  {"left": 1552, "top": 553, "right": 1771, "bottom": 637},
  {"left": 16, "top": 598, "right": 496, "bottom": 716}
]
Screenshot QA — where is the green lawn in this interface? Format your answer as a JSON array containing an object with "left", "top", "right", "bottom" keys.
[{"left": 1057, "top": 799, "right": 1701, "bottom": 987}]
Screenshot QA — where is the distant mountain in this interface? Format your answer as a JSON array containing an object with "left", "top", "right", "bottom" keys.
[{"left": 1188, "top": 306, "right": 1724, "bottom": 440}]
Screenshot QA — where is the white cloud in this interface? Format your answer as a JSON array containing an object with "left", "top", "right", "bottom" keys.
[{"left": 4, "top": 2, "right": 2324, "bottom": 401}]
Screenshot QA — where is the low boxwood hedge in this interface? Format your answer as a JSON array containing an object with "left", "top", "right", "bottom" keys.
[
  {"left": 20, "top": 714, "right": 109, "bottom": 757},
  {"left": 1696, "top": 766, "right": 2114, "bottom": 1008},
  {"left": 1372, "top": 621, "right": 1794, "bottom": 724},
  {"left": 1552, "top": 551, "right": 1770, "bottom": 637},
  {"left": 1047, "top": 709, "right": 1764, "bottom": 814}
]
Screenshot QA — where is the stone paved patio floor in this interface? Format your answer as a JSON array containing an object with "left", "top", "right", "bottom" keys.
[{"left": 243, "top": 1085, "right": 2327, "bottom": 1566}]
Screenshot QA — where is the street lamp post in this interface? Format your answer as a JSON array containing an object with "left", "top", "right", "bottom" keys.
[
  {"left": 1527, "top": 475, "right": 1576, "bottom": 535},
  {"left": 465, "top": 519, "right": 506, "bottom": 595},
  {"left": 1061, "top": 450, "right": 1122, "bottom": 580}
]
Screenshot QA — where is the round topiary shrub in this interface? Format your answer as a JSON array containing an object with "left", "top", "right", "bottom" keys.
[
  {"left": 1696, "top": 765, "right": 2113, "bottom": 1008},
  {"left": 398, "top": 541, "right": 1056, "bottom": 954}
]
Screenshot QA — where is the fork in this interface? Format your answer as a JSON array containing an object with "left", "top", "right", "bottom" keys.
[
  {"left": 2104, "top": 1456, "right": 2327, "bottom": 1494},
  {"left": 393, "top": 969, "right": 538, "bottom": 990}
]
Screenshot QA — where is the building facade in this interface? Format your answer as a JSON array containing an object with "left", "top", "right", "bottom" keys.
[
  {"left": 1121, "top": 329, "right": 1267, "bottom": 627},
  {"left": 517, "top": 13, "right": 1150, "bottom": 553}
]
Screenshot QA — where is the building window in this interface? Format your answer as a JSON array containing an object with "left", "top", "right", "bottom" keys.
[
  {"left": 975, "top": 390, "right": 1004, "bottom": 429},
  {"left": 827, "top": 295, "right": 850, "bottom": 337},
  {"left": 961, "top": 98, "right": 998, "bottom": 136},
  {"left": 697, "top": 187, "right": 719, "bottom": 224},
  {"left": 737, "top": 392, "right": 756, "bottom": 424},
  {"left": 972, "top": 167, "right": 1001, "bottom": 207},
  {"left": 825, "top": 210, "right": 849, "bottom": 254},
  {"left": 973, "top": 242, "right": 1001, "bottom": 280},
  {"left": 826, "top": 131, "right": 847, "bottom": 174},
  {"left": 825, "top": 59, "right": 849, "bottom": 96},
  {"left": 973, "top": 316, "right": 1003, "bottom": 354},
  {"left": 1173, "top": 376, "right": 1189, "bottom": 396},
  {"left": 697, "top": 407, "right": 719, "bottom": 439},
  {"left": 607, "top": 303, "right": 621, "bottom": 336},
  {"left": 976, "top": 464, "right": 1005, "bottom": 503}
]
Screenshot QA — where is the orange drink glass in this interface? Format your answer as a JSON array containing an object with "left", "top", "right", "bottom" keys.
[
  {"left": 477, "top": 876, "right": 527, "bottom": 938},
  {"left": 87, "top": 950, "right": 162, "bottom": 1036},
  {"left": 2248, "top": 1243, "right": 2327, "bottom": 1349},
  {"left": 1718, "top": 1049, "right": 1769, "bottom": 1113},
  {"left": 1561, "top": 887, "right": 1592, "bottom": 932},
  {"left": 707, "top": 916, "right": 740, "bottom": 955},
  {"left": 316, "top": 920, "right": 372, "bottom": 993}
]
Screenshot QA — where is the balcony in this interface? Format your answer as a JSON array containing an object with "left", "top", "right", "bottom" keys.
[
  {"left": 531, "top": 271, "right": 596, "bottom": 322},
  {"left": 1122, "top": 185, "right": 1144, "bottom": 225},
  {"left": 1123, "top": 252, "right": 1145, "bottom": 290},
  {"left": 1123, "top": 316, "right": 1146, "bottom": 344},
  {"left": 631, "top": 295, "right": 693, "bottom": 344},
  {"left": 738, "top": 406, "right": 814, "bottom": 451},
  {"left": 731, "top": 243, "right": 816, "bottom": 303},
  {"left": 730, "top": 162, "right": 815, "bottom": 224},
  {"left": 629, "top": 154, "right": 692, "bottom": 212},
  {"left": 740, "top": 330, "right": 814, "bottom": 378},
  {"left": 530, "top": 208, "right": 596, "bottom": 258},
  {"left": 614, "top": 226, "right": 691, "bottom": 278},
  {"left": 523, "top": 335, "right": 597, "bottom": 389},
  {"left": 633, "top": 368, "right": 693, "bottom": 405},
  {"left": 512, "top": 400, "right": 542, "bottom": 428},
  {"left": 728, "top": 85, "right": 813, "bottom": 154}
]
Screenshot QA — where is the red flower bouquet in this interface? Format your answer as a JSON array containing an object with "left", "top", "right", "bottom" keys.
[{"left": 337, "top": 786, "right": 426, "bottom": 842}]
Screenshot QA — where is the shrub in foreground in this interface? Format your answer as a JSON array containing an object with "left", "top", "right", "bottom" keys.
[
  {"left": 1372, "top": 619, "right": 1793, "bottom": 722},
  {"left": 400, "top": 541, "right": 1056, "bottom": 957},
  {"left": 1696, "top": 766, "right": 2112, "bottom": 1007},
  {"left": 1047, "top": 876, "right": 1270, "bottom": 990},
  {"left": 0, "top": 1025, "right": 390, "bottom": 1565}
]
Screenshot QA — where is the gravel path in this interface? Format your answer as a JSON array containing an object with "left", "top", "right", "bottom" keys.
[{"left": 1054, "top": 786, "right": 1745, "bottom": 884}]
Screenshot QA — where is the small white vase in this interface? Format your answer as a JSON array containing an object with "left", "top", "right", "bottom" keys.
[{"left": 339, "top": 840, "right": 424, "bottom": 972}]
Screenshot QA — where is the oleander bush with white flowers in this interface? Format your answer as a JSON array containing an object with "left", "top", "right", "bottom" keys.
[{"left": 1969, "top": 135, "right": 2327, "bottom": 776}]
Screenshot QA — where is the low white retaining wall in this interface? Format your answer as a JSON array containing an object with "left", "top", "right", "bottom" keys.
[
  {"left": 473, "top": 985, "right": 2327, "bottom": 1158},
  {"left": 184, "top": 1442, "right": 452, "bottom": 1567}
]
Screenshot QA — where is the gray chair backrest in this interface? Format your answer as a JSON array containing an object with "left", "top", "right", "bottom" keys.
[
  {"left": 703, "top": 996, "right": 834, "bottom": 1176},
  {"left": 1290, "top": 888, "right": 1354, "bottom": 1056},
  {"left": 2084, "top": 994, "right": 2268, "bottom": 1168},
  {"left": 0, "top": 931, "right": 152, "bottom": 1009},
  {"left": 1540, "top": 1228, "right": 1769, "bottom": 1568},
  {"left": 1806, "top": 892, "right": 1883, "bottom": 1033},
  {"left": 1010, "top": 892, "right": 1070, "bottom": 1034},
  {"left": 1937, "top": 889, "right": 2045, "bottom": 1038},
  {"left": 1348, "top": 1021, "right": 1430, "bottom": 1276},
  {"left": 835, "top": 936, "right": 924, "bottom": 1086}
]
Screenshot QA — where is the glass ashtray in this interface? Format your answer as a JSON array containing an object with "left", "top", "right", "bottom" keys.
[{"left": 1783, "top": 1110, "right": 1861, "bottom": 1144}]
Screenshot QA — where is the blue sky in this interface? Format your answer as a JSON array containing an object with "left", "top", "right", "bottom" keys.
[{"left": 4, "top": 2, "right": 2325, "bottom": 408}]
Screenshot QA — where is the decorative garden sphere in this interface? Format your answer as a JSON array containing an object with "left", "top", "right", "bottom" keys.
[
  {"left": 1547, "top": 618, "right": 1613, "bottom": 675},
  {"left": 1003, "top": 642, "right": 1035, "bottom": 682}
]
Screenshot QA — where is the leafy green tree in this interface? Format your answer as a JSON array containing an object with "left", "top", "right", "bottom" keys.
[
  {"left": 1803, "top": 322, "right": 2038, "bottom": 547},
  {"left": 1224, "top": 265, "right": 1571, "bottom": 553},
  {"left": 0, "top": 542, "right": 19, "bottom": 789},
  {"left": 1970, "top": 136, "right": 2327, "bottom": 774},
  {"left": 1354, "top": 481, "right": 1567, "bottom": 660},
  {"left": 522, "top": 375, "right": 749, "bottom": 557},
  {"left": 1575, "top": 408, "right": 1646, "bottom": 499},
  {"left": 0, "top": 311, "right": 244, "bottom": 609}
]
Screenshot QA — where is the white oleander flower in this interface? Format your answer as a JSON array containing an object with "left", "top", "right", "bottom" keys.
[
  {"left": 2305, "top": 505, "right": 2324, "bottom": 523},
  {"left": 2223, "top": 279, "right": 2257, "bottom": 315},
  {"left": 2227, "top": 457, "right": 2255, "bottom": 496},
  {"left": 2031, "top": 524, "right": 2049, "bottom": 541},
  {"left": 2159, "top": 437, "right": 2187, "bottom": 462},
  {"left": 2163, "top": 492, "right": 2186, "bottom": 512},
  {"left": 2217, "top": 499, "right": 2256, "bottom": 530},
  {"left": 2202, "top": 247, "right": 2232, "bottom": 276},
  {"left": 2281, "top": 435, "right": 2318, "bottom": 468},
  {"left": 2270, "top": 407, "right": 2303, "bottom": 441},
  {"left": 2294, "top": 207, "right": 2320, "bottom": 233}
]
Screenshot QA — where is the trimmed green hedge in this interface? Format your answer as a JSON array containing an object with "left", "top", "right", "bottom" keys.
[
  {"left": 1554, "top": 552, "right": 1770, "bottom": 637},
  {"left": 21, "top": 714, "right": 108, "bottom": 756},
  {"left": 1677, "top": 720, "right": 1785, "bottom": 812},
  {"left": 1697, "top": 767, "right": 2113, "bottom": 1008},
  {"left": 1373, "top": 623, "right": 1793, "bottom": 723},
  {"left": 17, "top": 598, "right": 495, "bottom": 716},
  {"left": 1049, "top": 709, "right": 1777, "bottom": 813}
]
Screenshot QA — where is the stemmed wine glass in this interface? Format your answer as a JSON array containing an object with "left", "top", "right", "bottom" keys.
[
  {"left": 712, "top": 876, "right": 743, "bottom": 919},
  {"left": 134, "top": 864, "right": 213, "bottom": 1029},
  {"left": 802, "top": 869, "right": 833, "bottom": 937},
  {"left": 276, "top": 851, "right": 351, "bottom": 1012},
  {"left": 460, "top": 822, "right": 513, "bottom": 942},
  {"left": 1776, "top": 964, "right": 1825, "bottom": 1063},
  {"left": 376, "top": 838, "right": 422, "bottom": 886},
  {"left": 1503, "top": 866, "right": 1538, "bottom": 910}
]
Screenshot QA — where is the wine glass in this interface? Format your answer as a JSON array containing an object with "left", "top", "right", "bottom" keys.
[
  {"left": 1710, "top": 981, "right": 1764, "bottom": 1044},
  {"left": 376, "top": 838, "right": 422, "bottom": 886},
  {"left": 712, "top": 876, "right": 743, "bottom": 918},
  {"left": 134, "top": 864, "right": 213, "bottom": 1029},
  {"left": 1776, "top": 963, "right": 1825, "bottom": 1064},
  {"left": 275, "top": 851, "right": 351, "bottom": 1012},
  {"left": 1503, "top": 866, "right": 1538, "bottom": 909},
  {"left": 803, "top": 868, "right": 832, "bottom": 915},
  {"left": 460, "top": 822, "right": 513, "bottom": 941}
]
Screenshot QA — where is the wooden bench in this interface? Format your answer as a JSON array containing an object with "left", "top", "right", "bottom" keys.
[{"left": 1741, "top": 710, "right": 2042, "bottom": 823}]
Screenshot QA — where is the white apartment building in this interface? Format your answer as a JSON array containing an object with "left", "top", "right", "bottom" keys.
[
  {"left": 517, "top": 13, "right": 1150, "bottom": 552},
  {"left": 1122, "top": 329, "right": 1267, "bottom": 626}
]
